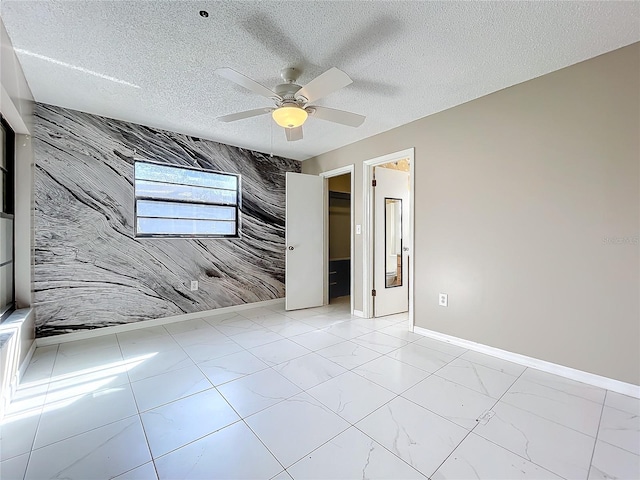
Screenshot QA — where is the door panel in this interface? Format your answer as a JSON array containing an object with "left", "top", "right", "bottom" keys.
[
  {"left": 285, "top": 172, "right": 324, "bottom": 310},
  {"left": 374, "top": 167, "right": 409, "bottom": 317}
]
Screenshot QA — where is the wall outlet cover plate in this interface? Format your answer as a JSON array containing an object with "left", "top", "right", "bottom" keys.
[{"left": 439, "top": 293, "right": 448, "bottom": 307}]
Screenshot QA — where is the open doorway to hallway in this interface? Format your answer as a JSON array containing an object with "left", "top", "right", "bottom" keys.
[
  {"left": 319, "top": 165, "right": 355, "bottom": 315},
  {"left": 328, "top": 173, "right": 351, "bottom": 306}
]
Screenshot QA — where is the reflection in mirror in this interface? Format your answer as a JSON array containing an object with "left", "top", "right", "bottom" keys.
[{"left": 385, "top": 197, "right": 402, "bottom": 288}]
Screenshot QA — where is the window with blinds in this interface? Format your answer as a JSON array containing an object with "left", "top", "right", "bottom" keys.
[{"left": 134, "top": 161, "right": 241, "bottom": 238}]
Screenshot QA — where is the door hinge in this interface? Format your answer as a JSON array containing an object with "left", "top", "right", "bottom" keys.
[
  {"left": 372, "top": 289, "right": 376, "bottom": 297},
  {"left": 372, "top": 179, "right": 377, "bottom": 187}
]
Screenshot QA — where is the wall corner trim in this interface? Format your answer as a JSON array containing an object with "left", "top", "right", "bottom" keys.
[
  {"left": 35, "top": 299, "right": 286, "bottom": 347},
  {"left": 352, "top": 310, "right": 364, "bottom": 318},
  {"left": 413, "top": 326, "right": 640, "bottom": 399}
]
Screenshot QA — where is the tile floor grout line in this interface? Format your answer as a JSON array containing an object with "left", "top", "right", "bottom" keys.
[
  {"left": 301, "top": 367, "right": 372, "bottom": 405},
  {"left": 595, "top": 436, "right": 640, "bottom": 457},
  {"left": 429, "top": 369, "right": 517, "bottom": 399},
  {"left": 148, "top": 417, "right": 246, "bottom": 464},
  {"left": 27, "top": 410, "right": 143, "bottom": 453},
  {"left": 347, "top": 422, "right": 429, "bottom": 478},
  {"left": 214, "top": 365, "right": 303, "bottom": 429},
  {"left": 18, "top": 343, "right": 60, "bottom": 480},
  {"left": 514, "top": 374, "right": 607, "bottom": 406},
  {"left": 456, "top": 362, "right": 605, "bottom": 438},
  {"left": 304, "top": 367, "right": 376, "bottom": 399},
  {"left": 188, "top": 345, "right": 264, "bottom": 391},
  {"left": 112, "top": 332, "right": 157, "bottom": 479},
  {"left": 586, "top": 390, "right": 608, "bottom": 478},
  {"left": 270, "top": 356, "right": 348, "bottom": 390},
  {"left": 114, "top": 330, "right": 129, "bottom": 384},
  {"left": 10, "top": 408, "right": 40, "bottom": 479},
  {"left": 466, "top": 433, "right": 570, "bottom": 480},
  {"left": 490, "top": 388, "right": 605, "bottom": 440},
  {"left": 471, "top": 365, "right": 525, "bottom": 431},
  {"left": 377, "top": 344, "right": 489, "bottom": 431},
  {"left": 295, "top": 371, "right": 409, "bottom": 473},
  {"left": 133, "top": 408, "right": 160, "bottom": 480},
  {"left": 398, "top": 341, "right": 469, "bottom": 366},
  {"left": 240, "top": 417, "right": 293, "bottom": 474},
  {"left": 278, "top": 422, "right": 354, "bottom": 474},
  {"left": 347, "top": 358, "right": 431, "bottom": 395},
  {"left": 597, "top": 398, "right": 640, "bottom": 416},
  {"left": 453, "top": 350, "right": 525, "bottom": 375},
  {"left": 398, "top": 375, "right": 491, "bottom": 432},
  {"left": 452, "top": 350, "right": 611, "bottom": 405},
  {"left": 424, "top": 363, "right": 528, "bottom": 477},
  {"left": 114, "top": 459, "right": 158, "bottom": 480},
  {"left": 463, "top": 366, "right": 588, "bottom": 479}
]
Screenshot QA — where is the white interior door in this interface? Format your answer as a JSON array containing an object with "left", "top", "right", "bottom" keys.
[
  {"left": 285, "top": 172, "right": 324, "bottom": 310},
  {"left": 374, "top": 167, "right": 410, "bottom": 317}
]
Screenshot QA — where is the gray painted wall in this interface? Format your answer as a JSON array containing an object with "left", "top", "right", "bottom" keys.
[
  {"left": 33, "top": 104, "right": 300, "bottom": 337},
  {"left": 304, "top": 43, "right": 639, "bottom": 385}
]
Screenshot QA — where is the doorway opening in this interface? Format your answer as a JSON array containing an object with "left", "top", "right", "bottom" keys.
[
  {"left": 363, "top": 149, "right": 415, "bottom": 325},
  {"left": 328, "top": 174, "right": 351, "bottom": 305},
  {"left": 320, "top": 165, "right": 355, "bottom": 315}
]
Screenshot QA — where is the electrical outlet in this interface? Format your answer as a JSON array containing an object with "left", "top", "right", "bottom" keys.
[
  {"left": 439, "top": 293, "right": 448, "bottom": 307},
  {"left": 190, "top": 280, "right": 198, "bottom": 291}
]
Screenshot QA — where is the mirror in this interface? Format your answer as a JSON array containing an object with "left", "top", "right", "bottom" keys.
[{"left": 385, "top": 197, "right": 402, "bottom": 288}]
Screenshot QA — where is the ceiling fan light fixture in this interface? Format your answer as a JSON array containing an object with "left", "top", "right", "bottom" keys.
[{"left": 272, "top": 105, "right": 308, "bottom": 128}]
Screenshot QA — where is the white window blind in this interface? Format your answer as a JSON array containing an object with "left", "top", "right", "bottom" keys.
[{"left": 134, "top": 161, "right": 240, "bottom": 238}]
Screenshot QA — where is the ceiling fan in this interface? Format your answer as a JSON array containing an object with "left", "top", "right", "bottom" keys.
[{"left": 215, "top": 66, "right": 365, "bottom": 142}]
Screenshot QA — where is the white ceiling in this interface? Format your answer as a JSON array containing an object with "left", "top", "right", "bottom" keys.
[{"left": 2, "top": 1, "right": 638, "bottom": 161}]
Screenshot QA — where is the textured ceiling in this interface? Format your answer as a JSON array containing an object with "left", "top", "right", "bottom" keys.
[{"left": 2, "top": 1, "right": 639, "bottom": 161}]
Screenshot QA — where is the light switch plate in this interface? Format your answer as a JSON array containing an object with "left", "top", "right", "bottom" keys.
[
  {"left": 439, "top": 293, "right": 448, "bottom": 307},
  {"left": 190, "top": 280, "right": 198, "bottom": 291},
  {"left": 356, "top": 224, "right": 362, "bottom": 235}
]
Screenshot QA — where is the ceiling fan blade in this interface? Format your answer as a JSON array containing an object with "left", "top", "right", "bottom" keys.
[
  {"left": 309, "top": 106, "right": 365, "bottom": 127},
  {"left": 215, "top": 67, "right": 281, "bottom": 100},
  {"left": 285, "top": 126, "right": 303, "bottom": 142},
  {"left": 218, "top": 108, "right": 272, "bottom": 123},
  {"left": 295, "top": 67, "right": 353, "bottom": 103}
]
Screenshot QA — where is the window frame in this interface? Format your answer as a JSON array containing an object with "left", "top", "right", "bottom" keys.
[
  {"left": 133, "top": 160, "right": 242, "bottom": 239},
  {"left": 1, "top": 115, "right": 16, "bottom": 323}
]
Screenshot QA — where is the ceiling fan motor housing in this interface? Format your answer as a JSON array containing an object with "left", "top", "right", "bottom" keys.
[{"left": 274, "top": 83, "right": 304, "bottom": 104}]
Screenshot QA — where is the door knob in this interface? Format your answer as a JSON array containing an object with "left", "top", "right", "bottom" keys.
[{"left": 288, "top": 246, "right": 294, "bottom": 251}]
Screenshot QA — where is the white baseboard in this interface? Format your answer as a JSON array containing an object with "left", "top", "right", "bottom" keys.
[
  {"left": 18, "top": 340, "right": 36, "bottom": 381},
  {"left": 352, "top": 310, "right": 364, "bottom": 318},
  {"left": 7, "top": 340, "right": 37, "bottom": 415},
  {"left": 36, "top": 299, "right": 286, "bottom": 347},
  {"left": 0, "top": 308, "right": 36, "bottom": 422},
  {"left": 413, "top": 326, "right": 640, "bottom": 399}
]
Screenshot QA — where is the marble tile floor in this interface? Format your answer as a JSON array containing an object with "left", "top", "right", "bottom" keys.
[{"left": 1, "top": 298, "right": 638, "bottom": 479}]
